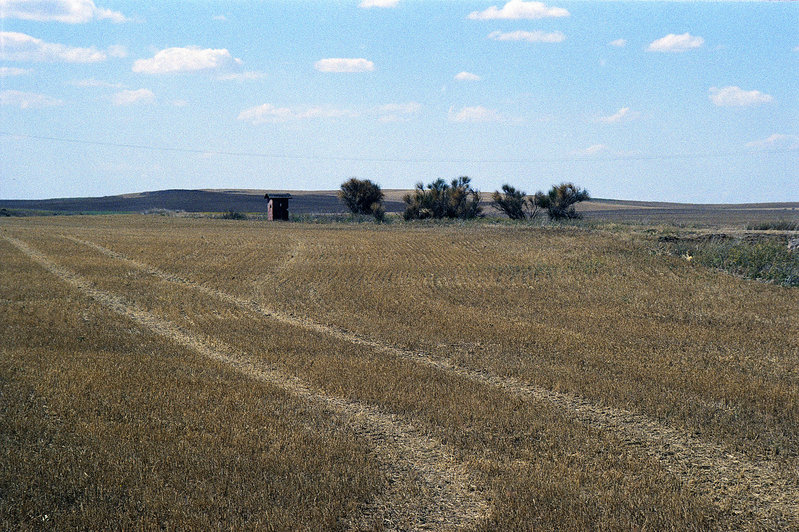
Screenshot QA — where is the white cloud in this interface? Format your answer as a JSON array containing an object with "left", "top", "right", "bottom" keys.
[
  {"left": 112, "top": 88, "right": 155, "bottom": 105},
  {"left": 237, "top": 103, "right": 359, "bottom": 124},
  {"left": 107, "top": 45, "right": 128, "bottom": 58},
  {"left": 93, "top": 6, "right": 126, "bottom": 22},
  {"left": 647, "top": 33, "right": 704, "bottom": 52},
  {"left": 608, "top": 39, "right": 627, "bottom": 48},
  {"left": 0, "top": 31, "right": 108, "bottom": 62},
  {"left": 377, "top": 102, "right": 421, "bottom": 114},
  {"left": 455, "top": 71, "right": 481, "bottom": 81},
  {"left": 217, "top": 71, "right": 267, "bottom": 81},
  {"left": 0, "top": 89, "right": 63, "bottom": 108},
  {"left": 359, "top": 0, "right": 400, "bottom": 7},
  {"left": 598, "top": 107, "right": 638, "bottom": 124},
  {"left": 0, "top": 0, "right": 127, "bottom": 23},
  {"left": 213, "top": 15, "right": 227, "bottom": 21},
  {"left": 70, "top": 78, "right": 124, "bottom": 88},
  {"left": 133, "top": 47, "right": 242, "bottom": 74},
  {"left": 488, "top": 30, "right": 565, "bottom": 43},
  {"left": 745, "top": 133, "right": 799, "bottom": 150},
  {"left": 238, "top": 104, "right": 293, "bottom": 124},
  {"left": 448, "top": 105, "right": 503, "bottom": 123},
  {"left": 574, "top": 144, "right": 608, "bottom": 156},
  {"left": 378, "top": 115, "right": 409, "bottom": 123},
  {"left": 709, "top": 86, "right": 772, "bottom": 107},
  {"left": 376, "top": 102, "right": 421, "bottom": 122},
  {"left": 0, "top": 66, "right": 31, "bottom": 76},
  {"left": 314, "top": 58, "right": 374, "bottom": 73},
  {"left": 172, "top": 99, "right": 188, "bottom": 107},
  {"left": 296, "top": 106, "right": 359, "bottom": 119},
  {"left": 468, "top": 0, "right": 568, "bottom": 20}
]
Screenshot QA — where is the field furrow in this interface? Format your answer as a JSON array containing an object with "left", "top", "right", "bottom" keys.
[
  {"left": 4, "top": 215, "right": 797, "bottom": 530},
  {"left": 66, "top": 234, "right": 799, "bottom": 526},
  {"left": 3, "top": 235, "right": 489, "bottom": 531}
]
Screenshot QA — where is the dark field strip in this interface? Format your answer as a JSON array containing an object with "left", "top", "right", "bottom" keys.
[
  {"left": 2, "top": 189, "right": 797, "bottom": 227},
  {"left": 65, "top": 234, "right": 799, "bottom": 528}
]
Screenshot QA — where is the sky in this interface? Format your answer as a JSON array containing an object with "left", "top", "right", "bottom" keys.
[{"left": 0, "top": 0, "right": 797, "bottom": 202}]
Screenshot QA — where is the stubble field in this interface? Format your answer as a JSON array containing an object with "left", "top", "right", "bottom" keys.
[{"left": 1, "top": 215, "right": 797, "bottom": 530}]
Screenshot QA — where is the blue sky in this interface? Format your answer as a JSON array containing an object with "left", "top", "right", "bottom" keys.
[{"left": 1, "top": 0, "right": 796, "bottom": 202}]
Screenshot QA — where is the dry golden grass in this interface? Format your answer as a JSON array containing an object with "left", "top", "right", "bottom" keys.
[
  {"left": 2, "top": 215, "right": 797, "bottom": 530},
  {"left": 0, "top": 236, "right": 383, "bottom": 530}
]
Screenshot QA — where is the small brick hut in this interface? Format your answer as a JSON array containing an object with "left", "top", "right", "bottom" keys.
[{"left": 264, "top": 193, "right": 291, "bottom": 221}]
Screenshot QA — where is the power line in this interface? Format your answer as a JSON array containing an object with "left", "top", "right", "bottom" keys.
[{"left": 1, "top": 130, "right": 796, "bottom": 165}]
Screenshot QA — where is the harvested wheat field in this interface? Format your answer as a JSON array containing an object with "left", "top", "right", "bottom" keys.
[{"left": 1, "top": 215, "right": 797, "bottom": 530}]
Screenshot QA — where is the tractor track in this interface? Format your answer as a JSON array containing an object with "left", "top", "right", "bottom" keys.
[
  {"left": 4, "top": 235, "right": 488, "bottom": 531},
  {"left": 65, "top": 234, "right": 799, "bottom": 528}
]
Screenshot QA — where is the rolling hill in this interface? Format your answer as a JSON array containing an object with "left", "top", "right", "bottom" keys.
[{"left": 1, "top": 189, "right": 797, "bottom": 227}]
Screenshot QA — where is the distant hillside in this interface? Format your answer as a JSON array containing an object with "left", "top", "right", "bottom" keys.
[
  {"left": 1, "top": 189, "right": 797, "bottom": 227},
  {"left": 0, "top": 189, "right": 404, "bottom": 215}
]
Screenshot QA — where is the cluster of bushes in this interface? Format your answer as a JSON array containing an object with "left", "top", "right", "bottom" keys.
[
  {"left": 337, "top": 177, "right": 590, "bottom": 223},
  {"left": 402, "top": 177, "right": 482, "bottom": 220},
  {"left": 491, "top": 182, "right": 590, "bottom": 221},
  {"left": 338, "top": 178, "right": 386, "bottom": 222}
]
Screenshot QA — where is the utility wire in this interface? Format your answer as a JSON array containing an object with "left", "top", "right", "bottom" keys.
[{"left": 1, "top": 131, "right": 796, "bottom": 165}]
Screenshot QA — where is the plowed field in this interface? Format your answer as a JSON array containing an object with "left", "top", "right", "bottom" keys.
[{"left": 2, "top": 215, "right": 797, "bottom": 530}]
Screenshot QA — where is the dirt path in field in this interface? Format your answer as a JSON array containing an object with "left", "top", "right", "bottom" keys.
[
  {"left": 67, "top": 235, "right": 799, "bottom": 527},
  {"left": 4, "top": 235, "right": 488, "bottom": 531}
]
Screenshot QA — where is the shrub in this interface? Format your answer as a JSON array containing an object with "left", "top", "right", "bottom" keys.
[
  {"left": 492, "top": 184, "right": 527, "bottom": 220},
  {"left": 533, "top": 183, "right": 590, "bottom": 220},
  {"left": 338, "top": 178, "right": 385, "bottom": 221},
  {"left": 403, "top": 176, "right": 482, "bottom": 220},
  {"left": 220, "top": 210, "right": 247, "bottom": 220},
  {"left": 492, "top": 184, "right": 543, "bottom": 220}
]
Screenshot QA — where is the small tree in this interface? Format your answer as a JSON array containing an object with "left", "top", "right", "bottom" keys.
[
  {"left": 492, "top": 184, "right": 529, "bottom": 220},
  {"left": 533, "top": 182, "right": 590, "bottom": 220},
  {"left": 339, "top": 178, "right": 385, "bottom": 221},
  {"left": 403, "top": 176, "right": 482, "bottom": 220},
  {"left": 492, "top": 184, "right": 545, "bottom": 220},
  {"left": 447, "top": 176, "right": 482, "bottom": 219}
]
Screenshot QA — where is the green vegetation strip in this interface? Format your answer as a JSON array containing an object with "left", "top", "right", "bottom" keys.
[{"left": 666, "top": 237, "right": 799, "bottom": 287}]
